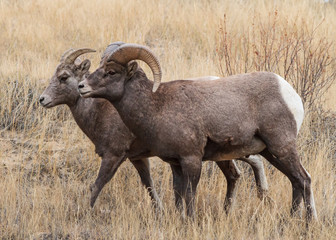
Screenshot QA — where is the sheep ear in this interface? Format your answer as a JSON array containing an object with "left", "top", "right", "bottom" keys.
[
  {"left": 79, "top": 59, "right": 91, "bottom": 73},
  {"left": 74, "top": 57, "right": 82, "bottom": 65},
  {"left": 127, "top": 61, "right": 138, "bottom": 78}
]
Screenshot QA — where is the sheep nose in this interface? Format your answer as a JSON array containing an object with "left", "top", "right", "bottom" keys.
[
  {"left": 78, "top": 83, "right": 84, "bottom": 89},
  {"left": 39, "top": 96, "right": 45, "bottom": 103}
]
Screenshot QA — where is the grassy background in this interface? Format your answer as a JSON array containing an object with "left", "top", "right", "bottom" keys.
[{"left": 1, "top": 0, "right": 336, "bottom": 239}]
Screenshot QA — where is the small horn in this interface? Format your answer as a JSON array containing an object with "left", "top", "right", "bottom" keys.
[
  {"left": 64, "top": 48, "right": 96, "bottom": 64},
  {"left": 106, "top": 43, "right": 162, "bottom": 92}
]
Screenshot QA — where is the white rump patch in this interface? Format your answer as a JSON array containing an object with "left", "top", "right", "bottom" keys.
[{"left": 276, "top": 74, "right": 304, "bottom": 134}]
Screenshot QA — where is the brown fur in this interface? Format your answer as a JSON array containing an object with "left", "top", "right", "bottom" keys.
[
  {"left": 40, "top": 54, "right": 268, "bottom": 212},
  {"left": 40, "top": 58, "right": 162, "bottom": 209},
  {"left": 79, "top": 57, "right": 316, "bottom": 222}
]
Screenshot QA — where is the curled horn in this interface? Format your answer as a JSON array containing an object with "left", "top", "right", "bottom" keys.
[
  {"left": 100, "top": 41, "right": 125, "bottom": 64},
  {"left": 63, "top": 48, "right": 96, "bottom": 64},
  {"left": 106, "top": 43, "right": 162, "bottom": 92}
]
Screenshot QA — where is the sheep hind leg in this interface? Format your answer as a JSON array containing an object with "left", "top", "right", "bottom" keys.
[
  {"left": 237, "top": 155, "right": 269, "bottom": 200},
  {"left": 90, "top": 154, "right": 127, "bottom": 207},
  {"left": 260, "top": 147, "right": 317, "bottom": 222},
  {"left": 130, "top": 158, "right": 163, "bottom": 211},
  {"left": 216, "top": 160, "right": 241, "bottom": 213}
]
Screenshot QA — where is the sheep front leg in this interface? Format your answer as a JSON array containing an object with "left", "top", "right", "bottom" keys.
[
  {"left": 180, "top": 156, "right": 202, "bottom": 218},
  {"left": 170, "top": 164, "right": 185, "bottom": 215},
  {"left": 90, "top": 154, "right": 127, "bottom": 207},
  {"left": 130, "top": 158, "right": 163, "bottom": 211}
]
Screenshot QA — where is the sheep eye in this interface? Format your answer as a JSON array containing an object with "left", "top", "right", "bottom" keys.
[
  {"left": 107, "top": 70, "right": 116, "bottom": 76},
  {"left": 59, "top": 75, "right": 69, "bottom": 82}
]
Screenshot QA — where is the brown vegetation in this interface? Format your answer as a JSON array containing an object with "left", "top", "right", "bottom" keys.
[{"left": 1, "top": 0, "right": 336, "bottom": 239}]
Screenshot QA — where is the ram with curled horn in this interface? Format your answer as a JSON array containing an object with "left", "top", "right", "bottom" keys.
[
  {"left": 40, "top": 46, "right": 269, "bottom": 212},
  {"left": 78, "top": 42, "right": 317, "bottom": 223}
]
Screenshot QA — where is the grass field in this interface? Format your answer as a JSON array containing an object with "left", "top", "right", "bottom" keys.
[{"left": 1, "top": 0, "right": 336, "bottom": 239}]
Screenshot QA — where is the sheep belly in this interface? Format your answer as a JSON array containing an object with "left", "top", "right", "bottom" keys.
[{"left": 204, "top": 136, "right": 266, "bottom": 161}]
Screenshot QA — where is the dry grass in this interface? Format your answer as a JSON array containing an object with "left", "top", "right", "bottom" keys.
[{"left": 1, "top": 0, "right": 336, "bottom": 239}]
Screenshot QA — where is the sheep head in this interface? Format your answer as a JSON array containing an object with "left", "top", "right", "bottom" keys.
[
  {"left": 39, "top": 48, "right": 95, "bottom": 108},
  {"left": 78, "top": 43, "right": 162, "bottom": 101}
]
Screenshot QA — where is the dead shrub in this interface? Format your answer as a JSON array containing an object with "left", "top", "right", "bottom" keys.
[{"left": 216, "top": 11, "right": 336, "bottom": 112}]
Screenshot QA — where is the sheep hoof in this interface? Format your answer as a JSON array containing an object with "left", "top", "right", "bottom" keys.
[{"left": 90, "top": 184, "right": 99, "bottom": 208}]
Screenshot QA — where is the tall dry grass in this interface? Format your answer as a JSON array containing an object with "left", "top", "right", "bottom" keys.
[{"left": 1, "top": 0, "right": 336, "bottom": 239}]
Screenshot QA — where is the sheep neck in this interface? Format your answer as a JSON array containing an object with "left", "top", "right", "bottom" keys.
[
  {"left": 68, "top": 96, "right": 97, "bottom": 141},
  {"left": 113, "top": 71, "right": 158, "bottom": 143}
]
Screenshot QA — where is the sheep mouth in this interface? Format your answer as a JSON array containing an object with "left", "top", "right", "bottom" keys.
[
  {"left": 79, "top": 91, "right": 92, "bottom": 97},
  {"left": 41, "top": 102, "right": 53, "bottom": 108}
]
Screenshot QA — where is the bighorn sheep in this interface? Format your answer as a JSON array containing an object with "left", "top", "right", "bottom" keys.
[
  {"left": 78, "top": 42, "right": 317, "bottom": 222},
  {"left": 39, "top": 49, "right": 162, "bottom": 209},
  {"left": 40, "top": 48, "right": 268, "bottom": 212}
]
